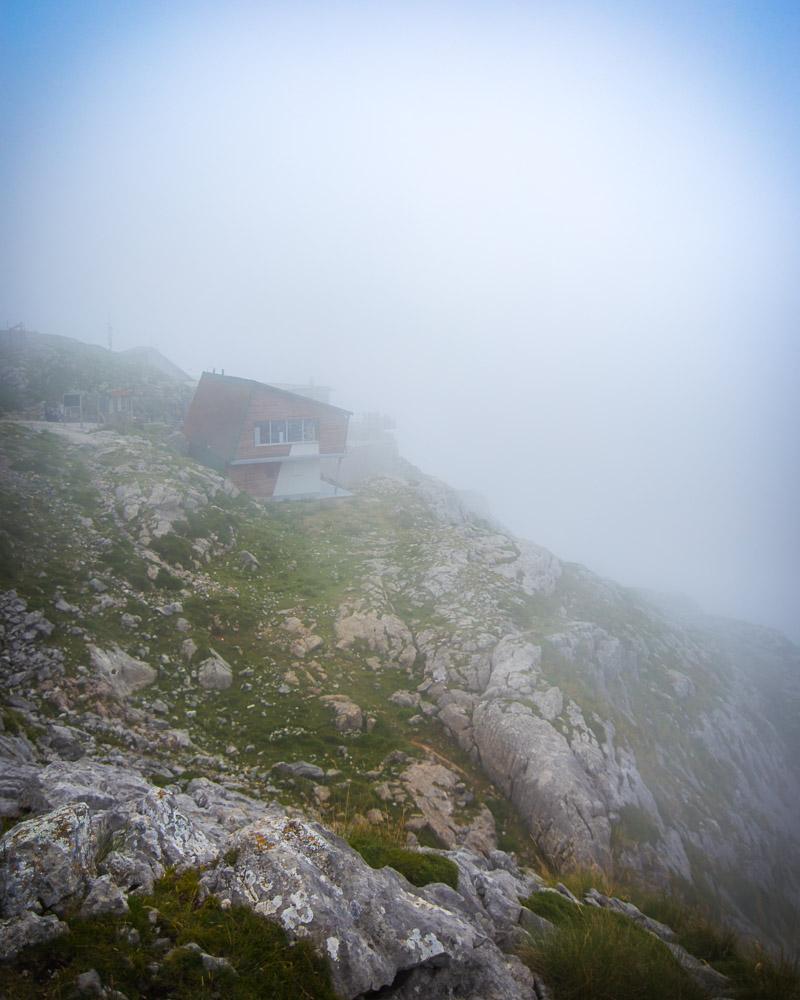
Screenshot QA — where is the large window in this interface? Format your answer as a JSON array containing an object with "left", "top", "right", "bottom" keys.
[{"left": 255, "top": 418, "right": 318, "bottom": 446}]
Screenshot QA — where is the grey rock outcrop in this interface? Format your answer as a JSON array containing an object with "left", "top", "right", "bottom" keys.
[
  {"left": 343, "top": 473, "right": 800, "bottom": 949},
  {"left": 202, "top": 811, "right": 533, "bottom": 999},
  {"left": 335, "top": 609, "right": 417, "bottom": 668},
  {"left": 0, "top": 761, "right": 538, "bottom": 997},
  {"left": 400, "top": 758, "right": 497, "bottom": 854}
]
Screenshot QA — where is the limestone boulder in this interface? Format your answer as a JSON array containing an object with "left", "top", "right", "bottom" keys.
[
  {"left": 80, "top": 875, "right": 129, "bottom": 917},
  {"left": 320, "top": 694, "right": 364, "bottom": 734},
  {"left": 197, "top": 651, "right": 233, "bottom": 691},
  {"left": 88, "top": 644, "right": 156, "bottom": 699},
  {"left": 0, "top": 803, "right": 96, "bottom": 918}
]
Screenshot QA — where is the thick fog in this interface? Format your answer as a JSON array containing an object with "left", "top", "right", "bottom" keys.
[{"left": 2, "top": 2, "right": 798, "bottom": 640}]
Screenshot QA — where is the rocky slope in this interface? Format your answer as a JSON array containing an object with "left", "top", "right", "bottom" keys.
[{"left": 0, "top": 417, "right": 797, "bottom": 994}]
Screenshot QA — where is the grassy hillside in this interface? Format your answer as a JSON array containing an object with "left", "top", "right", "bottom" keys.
[{"left": 0, "top": 418, "right": 797, "bottom": 999}]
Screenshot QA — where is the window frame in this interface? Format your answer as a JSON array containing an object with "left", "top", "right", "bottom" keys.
[{"left": 254, "top": 418, "right": 319, "bottom": 446}]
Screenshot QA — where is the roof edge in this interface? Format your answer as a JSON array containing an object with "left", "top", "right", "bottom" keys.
[{"left": 198, "top": 371, "right": 352, "bottom": 415}]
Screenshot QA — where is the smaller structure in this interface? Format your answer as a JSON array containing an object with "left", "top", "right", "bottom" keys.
[{"left": 183, "top": 372, "right": 351, "bottom": 500}]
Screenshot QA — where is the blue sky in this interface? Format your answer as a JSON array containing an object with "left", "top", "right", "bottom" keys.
[{"left": 1, "top": 1, "right": 799, "bottom": 639}]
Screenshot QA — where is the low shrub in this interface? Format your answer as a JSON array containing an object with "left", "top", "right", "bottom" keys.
[{"left": 148, "top": 531, "right": 195, "bottom": 568}]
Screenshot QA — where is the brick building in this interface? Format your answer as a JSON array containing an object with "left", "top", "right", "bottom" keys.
[{"left": 183, "top": 372, "right": 351, "bottom": 500}]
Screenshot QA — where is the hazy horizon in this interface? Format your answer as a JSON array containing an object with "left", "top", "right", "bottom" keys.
[{"left": 2, "top": 1, "right": 798, "bottom": 642}]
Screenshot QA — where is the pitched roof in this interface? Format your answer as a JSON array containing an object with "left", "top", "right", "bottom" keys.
[{"left": 199, "top": 372, "right": 352, "bottom": 415}]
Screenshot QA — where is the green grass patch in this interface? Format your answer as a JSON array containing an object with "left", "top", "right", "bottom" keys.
[
  {"left": 532, "top": 873, "right": 800, "bottom": 1000},
  {"left": 520, "top": 901, "right": 706, "bottom": 1000},
  {"left": 632, "top": 890, "right": 800, "bottom": 998},
  {"left": 348, "top": 831, "right": 458, "bottom": 890},
  {"left": 522, "top": 890, "right": 584, "bottom": 927}
]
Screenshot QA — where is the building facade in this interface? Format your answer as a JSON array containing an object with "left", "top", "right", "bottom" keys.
[{"left": 183, "top": 372, "right": 351, "bottom": 500}]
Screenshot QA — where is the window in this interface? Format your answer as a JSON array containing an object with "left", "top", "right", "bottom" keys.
[{"left": 255, "top": 419, "right": 318, "bottom": 446}]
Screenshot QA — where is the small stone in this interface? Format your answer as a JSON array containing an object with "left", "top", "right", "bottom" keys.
[
  {"left": 88, "top": 578, "right": 107, "bottom": 593},
  {"left": 119, "top": 925, "right": 140, "bottom": 945},
  {"left": 290, "top": 634, "right": 323, "bottom": 658},
  {"left": 76, "top": 968, "right": 104, "bottom": 996},
  {"left": 201, "top": 951, "right": 234, "bottom": 972},
  {"left": 157, "top": 602, "right": 183, "bottom": 617},
  {"left": 54, "top": 597, "right": 79, "bottom": 614},
  {"left": 80, "top": 877, "right": 129, "bottom": 918},
  {"left": 272, "top": 761, "right": 326, "bottom": 781},
  {"left": 239, "top": 550, "right": 260, "bottom": 572},
  {"left": 389, "top": 690, "right": 419, "bottom": 708},
  {"left": 320, "top": 695, "right": 364, "bottom": 734}
]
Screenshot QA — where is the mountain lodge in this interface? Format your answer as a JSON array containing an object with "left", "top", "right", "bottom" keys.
[{"left": 183, "top": 372, "right": 351, "bottom": 500}]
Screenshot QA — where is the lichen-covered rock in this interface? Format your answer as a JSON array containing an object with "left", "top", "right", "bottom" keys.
[
  {"left": 34, "top": 759, "right": 153, "bottom": 812},
  {"left": 98, "top": 788, "right": 218, "bottom": 892},
  {"left": 201, "top": 812, "right": 534, "bottom": 999},
  {"left": 484, "top": 636, "right": 542, "bottom": 699},
  {"left": 389, "top": 689, "right": 420, "bottom": 708},
  {"left": 0, "top": 803, "right": 96, "bottom": 918},
  {"left": 0, "top": 911, "right": 67, "bottom": 961},
  {"left": 400, "top": 759, "right": 497, "bottom": 855},
  {"left": 491, "top": 538, "right": 561, "bottom": 597},
  {"left": 239, "top": 549, "right": 260, "bottom": 572},
  {"left": 271, "top": 761, "right": 326, "bottom": 781},
  {"left": 46, "top": 724, "right": 86, "bottom": 761}
]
